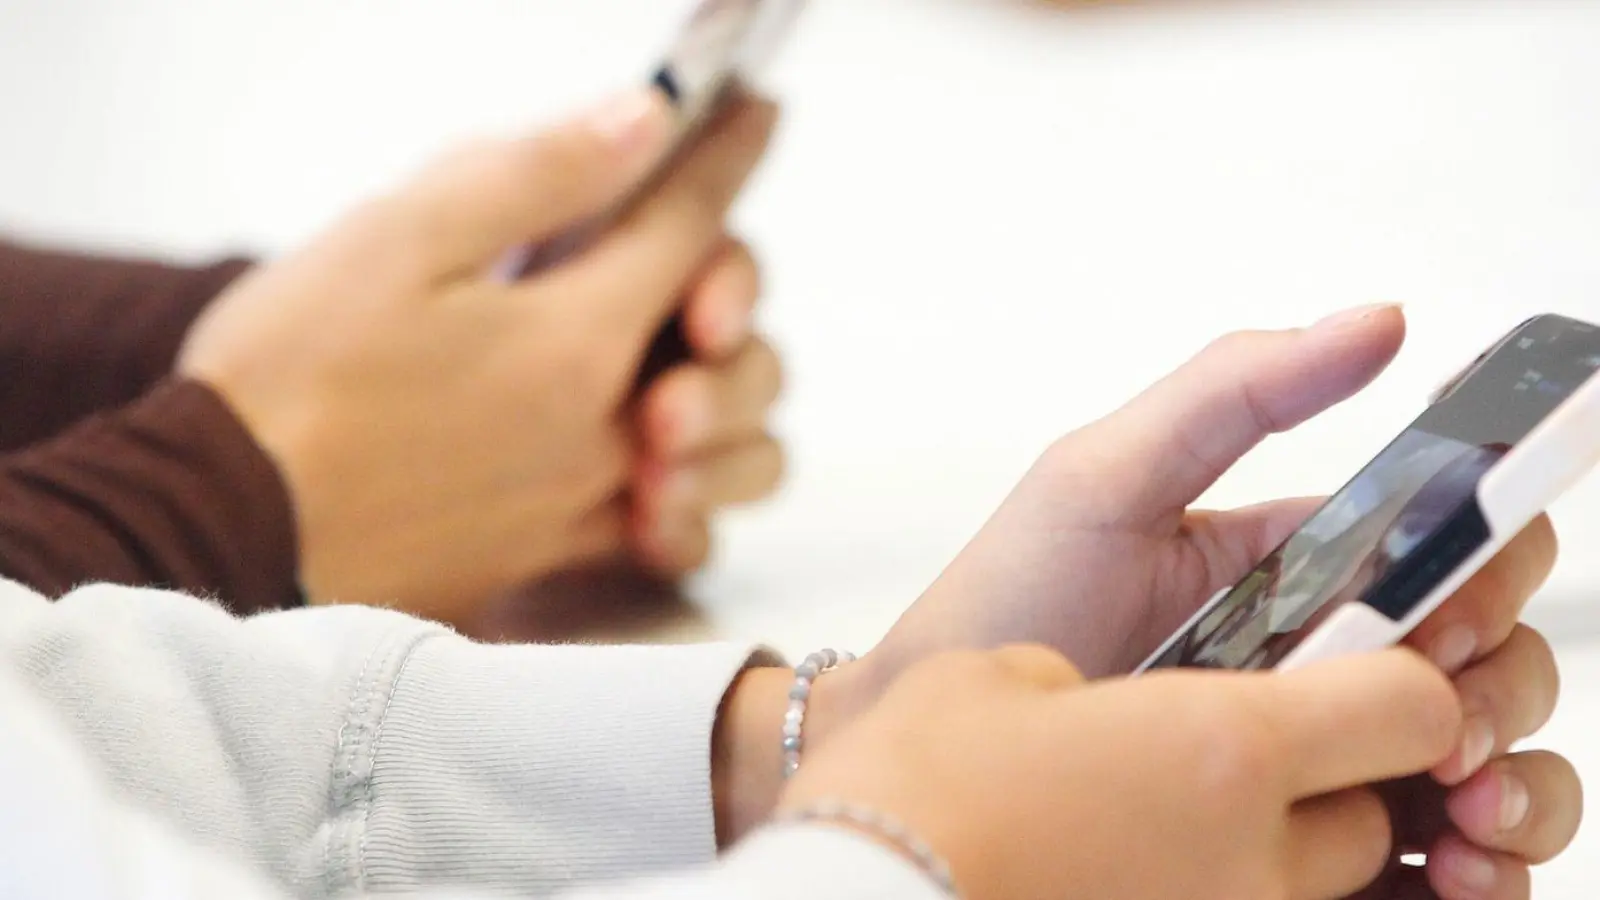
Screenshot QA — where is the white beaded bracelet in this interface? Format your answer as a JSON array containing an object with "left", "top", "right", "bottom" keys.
[
  {"left": 775, "top": 799, "right": 960, "bottom": 898},
  {"left": 780, "top": 648, "right": 855, "bottom": 779}
]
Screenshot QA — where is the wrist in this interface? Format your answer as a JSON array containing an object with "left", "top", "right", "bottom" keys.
[{"left": 713, "top": 651, "right": 883, "bottom": 847}]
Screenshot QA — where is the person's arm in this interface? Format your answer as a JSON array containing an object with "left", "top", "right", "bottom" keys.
[
  {"left": 0, "top": 648, "right": 941, "bottom": 900},
  {"left": 0, "top": 379, "right": 301, "bottom": 614},
  {"left": 0, "top": 237, "right": 252, "bottom": 450},
  {"left": 0, "top": 576, "right": 891, "bottom": 897}
]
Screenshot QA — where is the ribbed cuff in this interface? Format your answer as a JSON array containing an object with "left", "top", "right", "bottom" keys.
[{"left": 359, "top": 639, "right": 764, "bottom": 896}]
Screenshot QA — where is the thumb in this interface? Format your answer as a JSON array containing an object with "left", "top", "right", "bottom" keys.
[
  {"left": 1262, "top": 647, "right": 1461, "bottom": 796},
  {"left": 1049, "top": 304, "right": 1406, "bottom": 526},
  {"left": 389, "top": 88, "right": 673, "bottom": 276}
]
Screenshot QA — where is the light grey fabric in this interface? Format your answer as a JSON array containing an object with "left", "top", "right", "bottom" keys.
[{"left": 0, "top": 579, "right": 945, "bottom": 900}]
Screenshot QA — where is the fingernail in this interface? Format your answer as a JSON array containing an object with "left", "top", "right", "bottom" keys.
[
  {"left": 1429, "top": 626, "right": 1478, "bottom": 674},
  {"left": 1458, "top": 717, "right": 1496, "bottom": 778},
  {"left": 1439, "top": 842, "right": 1497, "bottom": 895},
  {"left": 583, "top": 89, "right": 668, "bottom": 153},
  {"left": 1313, "top": 302, "right": 1402, "bottom": 331},
  {"left": 1499, "top": 772, "right": 1531, "bottom": 832}
]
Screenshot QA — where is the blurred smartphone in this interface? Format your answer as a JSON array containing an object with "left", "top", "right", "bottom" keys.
[
  {"left": 498, "top": 0, "right": 807, "bottom": 385},
  {"left": 1136, "top": 314, "right": 1600, "bottom": 674}
]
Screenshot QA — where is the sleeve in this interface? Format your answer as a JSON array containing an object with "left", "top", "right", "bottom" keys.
[
  {"left": 0, "top": 237, "right": 253, "bottom": 450},
  {"left": 0, "top": 655, "right": 946, "bottom": 900},
  {"left": 0, "top": 579, "right": 775, "bottom": 898},
  {"left": 561, "top": 827, "right": 953, "bottom": 900},
  {"left": 0, "top": 378, "right": 301, "bottom": 615}
]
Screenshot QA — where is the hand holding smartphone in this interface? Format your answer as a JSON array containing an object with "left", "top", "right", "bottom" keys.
[
  {"left": 498, "top": 0, "right": 807, "bottom": 385},
  {"left": 1138, "top": 314, "right": 1600, "bottom": 673}
]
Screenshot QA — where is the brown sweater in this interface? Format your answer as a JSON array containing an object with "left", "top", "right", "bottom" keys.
[{"left": 0, "top": 238, "right": 299, "bottom": 613}]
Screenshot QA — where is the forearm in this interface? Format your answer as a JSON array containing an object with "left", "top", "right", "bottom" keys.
[
  {"left": 0, "top": 579, "right": 772, "bottom": 896},
  {"left": 0, "top": 379, "right": 300, "bottom": 614},
  {"left": 0, "top": 237, "right": 253, "bottom": 449},
  {"left": 0, "top": 662, "right": 939, "bottom": 900},
  {"left": 2, "top": 663, "right": 938, "bottom": 900}
]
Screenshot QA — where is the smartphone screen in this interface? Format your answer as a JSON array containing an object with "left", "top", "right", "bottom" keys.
[{"left": 1139, "top": 314, "right": 1600, "bottom": 672}]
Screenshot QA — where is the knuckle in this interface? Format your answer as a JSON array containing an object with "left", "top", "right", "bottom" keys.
[
  {"left": 1033, "top": 433, "right": 1095, "bottom": 486},
  {"left": 1510, "top": 625, "right": 1562, "bottom": 731},
  {"left": 1200, "top": 329, "right": 1275, "bottom": 363},
  {"left": 707, "top": 237, "right": 761, "bottom": 302},
  {"left": 995, "top": 643, "right": 1084, "bottom": 687},
  {"left": 682, "top": 538, "right": 712, "bottom": 573},
  {"left": 1465, "top": 555, "right": 1519, "bottom": 620},
  {"left": 663, "top": 366, "right": 716, "bottom": 421},
  {"left": 1392, "top": 656, "right": 1463, "bottom": 759},
  {"left": 1530, "top": 628, "right": 1564, "bottom": 714},
  {"left": 893, "top": 650, "right": 990, "bottom": 701},
  {"left": 654, "top": 362, "right": 707, "bottom": 405},
  {"left": 946, "top": 649, "right": 1014, "bottom": 685},
  {"left": 1519, "top": 752, "right": 1583, "bottom": 862},
  {"left": 1464, "top": 625, "right": 1560, "bottom": 739},
  {"left": 1521, "top": 514, "right": 1561, "bottom": 576},
  {"left": 667, "top": 519, "right": 714, "bottom": 571},
  {"left": 744, "top": 338, "right": 785, "bottom": 405},
  {"left": 1346, "top": 789, "right": 1395, "bottom": 883},
  {"left": 758, "top": 437, "right": 787, "bottom": 489},
  {"left": 1184, "top": 695, "right": 1281, "bottom": 800}
]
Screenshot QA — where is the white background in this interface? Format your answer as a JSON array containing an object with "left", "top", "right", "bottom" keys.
[{"left": 2, "top": 0, "right": 1598, "bottom": 893}]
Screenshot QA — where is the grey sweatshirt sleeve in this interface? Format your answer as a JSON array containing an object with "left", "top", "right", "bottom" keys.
[
  {"left": 0, "top": 646, "right": 946, "bottom": 900},
  {"left": 0, "top": 577, "right": 939, "bottom": 900}
]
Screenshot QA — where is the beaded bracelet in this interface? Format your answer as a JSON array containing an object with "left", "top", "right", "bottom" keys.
[
  {"left": 775, "top": 799, "right": 960, "bottom": 898},
  {"left": 780, "top": 648, "right": 855, "bottom": 779}
]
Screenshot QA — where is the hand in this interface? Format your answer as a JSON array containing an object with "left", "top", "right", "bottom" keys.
[
  {"left": 178, "top": 89, "right": 778, "bottom": 620},
  {"left": 875, "top": 303, "right": 1419, "bottom": 677},
  {"left": 782, "top": 644, "right": 1465, "bottom": 900},
  {"left": 630, "top": 236, "right": 784, "bottom": 575},
  {"left": 1348, "top": 622, "right": 1580, "bottom": 900},
  {"left": 837, "top": 305, "right": 1579, "bottom": 894}
]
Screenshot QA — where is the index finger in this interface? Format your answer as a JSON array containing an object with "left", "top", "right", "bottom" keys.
[
  {"left": 540, "top": 93, "right": 779, "bottom": 352},
  {"left": 1259, "top": 648, "right": 1462, "bottom": 798},
  {"left": 1047, "top": 306, "right": 1405, "bottom": 529}
]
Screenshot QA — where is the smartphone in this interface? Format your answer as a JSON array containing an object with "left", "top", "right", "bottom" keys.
[
  {"left": 497, "top": 0, "right": 807, "bottom": 384},
  {"left": 1137, "top": 313, "right": 1600, "bottom": 674}
]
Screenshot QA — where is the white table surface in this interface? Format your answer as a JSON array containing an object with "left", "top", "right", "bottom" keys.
[{"left": 3, "top": 0, "right": 1600, "bottom": 893}]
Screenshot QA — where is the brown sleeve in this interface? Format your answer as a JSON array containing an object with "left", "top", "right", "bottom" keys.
[
  {"left": 0, "top": 238, "right": 254, "bottom": 451},
  {"left": 0, "top": 379, "right": 302, "bottom": 615}
]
